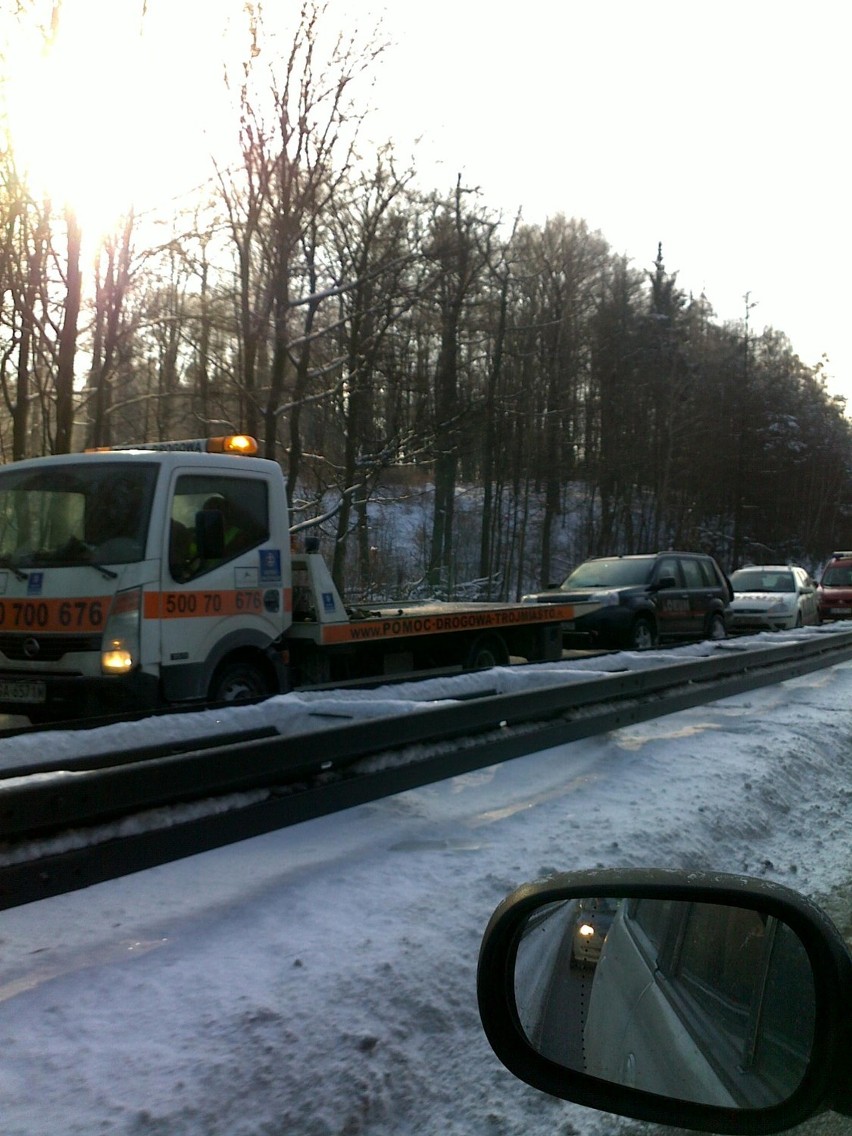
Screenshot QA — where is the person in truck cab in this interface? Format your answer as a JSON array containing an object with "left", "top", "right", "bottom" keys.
[
  {"left": 202, "top": 495, "right": 241, "bottom": 552},
  {"left": 170, "top": 494, "right": 259, "bottom": 582},
  {"left": 203, "top": 494, "right": 267, "bottom": 557}
]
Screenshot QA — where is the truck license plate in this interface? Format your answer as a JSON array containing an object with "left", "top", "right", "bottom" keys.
[
  {"left": 0, "top": 679, "right": 46, "bottom": 704},
  {"left": 830, "top": 607, "right": 849, "bottom": 615}
]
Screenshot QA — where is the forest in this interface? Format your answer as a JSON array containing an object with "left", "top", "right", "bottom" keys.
[{"left": 1, "top": 2, "right": 850, "bottom": 602}]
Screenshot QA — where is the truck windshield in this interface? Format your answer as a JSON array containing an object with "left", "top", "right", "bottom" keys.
[{"left": 0, "top": 462, "right": 157, "bottom": 569}]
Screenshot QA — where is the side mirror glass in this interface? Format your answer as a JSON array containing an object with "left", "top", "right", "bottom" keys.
[{"left": 514, "top": 896, "right": 813, "bottom": 1107}]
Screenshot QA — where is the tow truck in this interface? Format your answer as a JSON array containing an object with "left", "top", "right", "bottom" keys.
[{"left": 0, "top": 436, "right": 575, "bottom": 722}]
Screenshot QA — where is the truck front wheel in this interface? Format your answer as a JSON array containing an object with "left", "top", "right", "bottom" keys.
[{"left": 209, "top": 656, "right": 274, "bottom": 704}]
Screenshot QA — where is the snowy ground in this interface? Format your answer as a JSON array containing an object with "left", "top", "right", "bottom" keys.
[{"left": 1, "top": 632, "right": 852, "bottom": 1135}]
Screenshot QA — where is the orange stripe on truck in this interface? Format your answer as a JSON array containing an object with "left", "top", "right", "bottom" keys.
[
  {"left": 143, "top": 588, "right": 289, "bottom": 619},
  {"left": 319, "top": 603, "right": 576, "bottom": 645}
]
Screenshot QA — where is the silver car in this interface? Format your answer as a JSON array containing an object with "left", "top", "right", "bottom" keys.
[{"left": 729, "top": 565, "right": 819, "bottom": 632}]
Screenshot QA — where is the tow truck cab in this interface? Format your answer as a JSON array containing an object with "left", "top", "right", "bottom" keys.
[{"left": 0, "top": 436, "right": 292, "bottom": 721}]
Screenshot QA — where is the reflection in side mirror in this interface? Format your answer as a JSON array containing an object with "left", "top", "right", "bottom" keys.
[
  {"left": 515, "top": 896, "right": 814, "bottom": 1108},
  {"left": 478, "top": 870, "right": 852, "bottom": 1134}
]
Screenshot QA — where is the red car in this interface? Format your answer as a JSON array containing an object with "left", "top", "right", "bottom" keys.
[{"left": 817, "top": 551, "right": 852, "bottom": 621}]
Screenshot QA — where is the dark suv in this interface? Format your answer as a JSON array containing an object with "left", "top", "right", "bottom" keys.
[{"left": 523, "top": 552, "right": 733, "bottom": 650}]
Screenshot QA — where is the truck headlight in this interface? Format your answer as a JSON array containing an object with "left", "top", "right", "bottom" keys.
[{"left": 101, "top": 587, "right": 142, "bottom": 675}]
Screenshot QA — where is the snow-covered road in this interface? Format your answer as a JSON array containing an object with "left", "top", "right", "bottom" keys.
[{"left": 2, "top": 642, "right": 852, "bottom": 1135}]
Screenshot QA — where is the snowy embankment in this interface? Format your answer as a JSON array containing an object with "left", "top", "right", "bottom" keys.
[{"left": 1, "top": 635, "right": 851, "bottom": 1136}]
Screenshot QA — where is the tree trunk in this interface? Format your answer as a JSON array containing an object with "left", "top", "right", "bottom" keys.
[{"left": 54, "top": 208, "right": 82, "bottom": 454}]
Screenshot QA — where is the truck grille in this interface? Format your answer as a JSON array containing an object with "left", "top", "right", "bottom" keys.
[{"left": 0, "top": 634, "right": 101, "bottom": 662}]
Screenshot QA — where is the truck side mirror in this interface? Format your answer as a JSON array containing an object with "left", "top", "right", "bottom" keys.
[{"left": 478, "top": 869, "right": 852, "bottom": 1133}]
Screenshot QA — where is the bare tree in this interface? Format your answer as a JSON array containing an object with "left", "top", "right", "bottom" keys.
[
  {"left": 423, "top": 179, "right": 498, "bottom": 591},
  {"left": 323, "top": 151, "right": 418, "bottom": 591},
  {"left": 85, "top": 212, "right": 137, "bottom": 447},
  {"left": 217, "top": 2, "right": 385, "bottom": 493},
  {"left": 0, "top": 155, "right": 53, "bottom": 459}
]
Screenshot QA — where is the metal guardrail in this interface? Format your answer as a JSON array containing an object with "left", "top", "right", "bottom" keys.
[{"left": 3, "top": 627, "right": 852, "bottom": 913}]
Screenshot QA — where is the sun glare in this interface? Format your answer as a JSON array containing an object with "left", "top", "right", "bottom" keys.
[{"left": 4, "top": 0, "right": 241, "bottom": 237}]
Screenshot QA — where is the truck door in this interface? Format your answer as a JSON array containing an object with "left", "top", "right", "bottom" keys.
[{"left": 156, "top": 470, "right": 284, "bottom": 701}]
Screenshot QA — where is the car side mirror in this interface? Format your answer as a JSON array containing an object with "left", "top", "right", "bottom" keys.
[
  {"left": 478, "top": 869, "right": 852, "bottom": 1134},
  {"left": 653, "top": 574, "right": 678, "bottom": 590}
]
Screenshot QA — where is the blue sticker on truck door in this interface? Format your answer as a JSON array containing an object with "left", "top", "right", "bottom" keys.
[{"left": 259, "top": 549, "right": 282, "bottom": 584}]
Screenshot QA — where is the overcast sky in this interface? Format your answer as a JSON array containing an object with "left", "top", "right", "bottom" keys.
[{"left": 370, "top": 0, "right": 850, "bottom": 401}]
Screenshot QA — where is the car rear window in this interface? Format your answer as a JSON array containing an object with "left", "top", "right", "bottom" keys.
[
  {"left": 821, "top": 563, "right": 852, "bottom": 586},
  {"left": 731, "top": 570, "right": 795, "bottom": 593}
]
